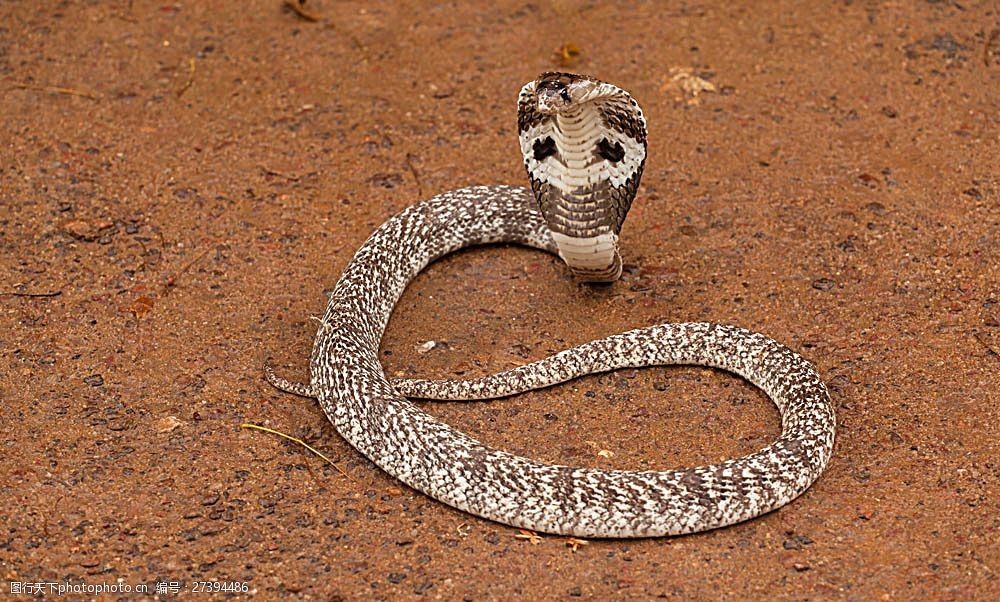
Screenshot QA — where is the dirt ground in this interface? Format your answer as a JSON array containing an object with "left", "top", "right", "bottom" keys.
[{"left": 1, "top": 1, "right": 997, "bottom": 600}]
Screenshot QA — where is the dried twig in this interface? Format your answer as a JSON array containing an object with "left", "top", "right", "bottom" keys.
[
  {"left": 283, "top": 0, "right": 319, "bottom": 22},
  {"left": 260, "top": 165, "right": 300, "bottom": 181},
  {"left": 349, "top": 35, "right": 370, "bottom": 64},
  {"left": 241, "top": 423, "right": 351, "bottom": 478},
  {"left": 176, "top": 57, "right": 196, "bottom": 98},
  {"left": 325, "top": 21, "right": 369, "bottom": 63},
  {"left": 160, "top": 247, "right": 211, "bottom": 297},
  {"left": 11, "top": 83, "right": 100, "bottom": 100},
  {"left": 986, "top": 29, "right": 1000, "bottom": 67},
  {"left": 565, "top": 537, "right": 590, "bottom": 552},
  {"left": 0, "top": 290, "right": 62, "bottom": 298},
  {"left": 974, "top": 332, "right": 999, "bottom": 357},
  {"left": 404, "top": 153, "right": 423, "bottom": 198}
]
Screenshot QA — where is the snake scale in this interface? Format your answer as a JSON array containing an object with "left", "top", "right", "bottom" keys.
[{"left": 267, "top": 73, "right": 835, "bottom": 538}]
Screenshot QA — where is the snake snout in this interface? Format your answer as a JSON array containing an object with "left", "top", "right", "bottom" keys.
[
  {"left": 536, "top": 85, "right": 572, "bottom": 114},
  {"left": 535, "top": 72, "right": 598, "bottom": 114}
]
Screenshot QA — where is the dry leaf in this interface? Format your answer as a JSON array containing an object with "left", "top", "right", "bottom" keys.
[
  {"left": 62, "top": 219, "right": 99, "bottom": 241},
  {"left": 157, "top": 415, "right": 184, "bottom": 433},
  {"left": 515, "top": 529, "right": 542, "bottom": 545},
  {"left": 566, "top": 537, "right": 589, "bottom": 552},
  {"left": 555, "top": 43, "right": 580, "bottom": 67},
  {"left": 660, "top": 67, "right": 717, "bottom": 104},
  {"left": 130, "top": 295, "right": 155, "bottom": 319}
]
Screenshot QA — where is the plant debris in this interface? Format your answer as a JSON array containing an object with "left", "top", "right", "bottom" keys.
[
  {"left": 1, "top": 290, "right": 62, "bottom": 298},
  {"left": 129, "top": 295, "right": 155, "bottom": 319},
  {"left": 986, "top": 28, "right": 1000, "bottom": 67},
  {"left": 176, "top": 57, "right": 196, "bottom": 98},
  {"left": 241, "top": 423, "right": 351, "bottom": 478},
  {"left": 10, "top": 82, "right": 101, "bottom": 100},
  {"left": 260, "top": 165, "right": 301, "bottom": 181},
  {"left": 565, "top": 537, "right": 589, "bottom": 552},
  {"left": 514, "top": 529, "right": 542, "bottom": 545},
  {"left": 405, "top": 153, "right": 424, "bottom": 198},
  {"left": 660, "top": 67, "right": 717, "bottom": 104},
  {"left": 555, "top": 43, "right": 580, "bottom": 67},
  {"left": 283, "top": 0, "right": 319, "bottom": 22}
]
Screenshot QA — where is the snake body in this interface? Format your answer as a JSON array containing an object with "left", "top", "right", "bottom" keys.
[{"left": 275, "top": 73, "right": 835, "bottom": 537}]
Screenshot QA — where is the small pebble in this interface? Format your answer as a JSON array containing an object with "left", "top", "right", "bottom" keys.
[{"left": 812, "top": 278, "right": 836, "bottom": 291}]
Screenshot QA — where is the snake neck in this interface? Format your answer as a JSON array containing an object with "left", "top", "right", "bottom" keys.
[
  {"left": 540, "top": 104, "right": 623, "bottom": 282},
  {"left": 519, "top": 74, "right": 647, "bottom": 284}
]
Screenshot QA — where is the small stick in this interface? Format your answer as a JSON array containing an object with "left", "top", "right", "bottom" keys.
[
  {"left": 160, "top": 247, "right": 211, "bottom": 297},
  {"left": 11, "top": 83, "right": 100, "bottom": 101},
  {"left": 129, "top": 238, "right": 149, "bottom": 273},
  {"left": 283, "top": 0, "right": 319, "bottom": 22},
  {"left": 974, "top": 332, "right": 999, "bottom": 357},
  {"left": 325, "top": 22, "right": 370, "bottom": 64},
  {"left": 0, "top": 290, "right": 62, "bottom": 298},
  {"left": 514, "top": 529, "right": 542, "bottom": 544},
  {"left": 176, "top": 57, "right": 196, "bottom": 98},
  {"left": 565, "top": 537, "right": 590, "bottom": 552},
  {"left": 241, "top": 423, "right": 352, "bottom": 479},
  {"left": 986, "top": 29, "right": 999, "bottom": 67},
  {"left": 350, "top": 35, "right": 370, "bottom": 64},
  {"left": 404, "top": 153, "right": 423, "bottom": 198},
  {"left": 260, "top": 166, "right": 300, "bottom": 181}
]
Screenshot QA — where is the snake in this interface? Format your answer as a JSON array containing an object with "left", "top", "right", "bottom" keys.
[{"left": 266, "top": 72, "right": 835, "bottom": 538}]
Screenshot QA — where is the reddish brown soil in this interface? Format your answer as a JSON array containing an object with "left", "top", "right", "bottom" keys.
[{"left": 2, "top": 1, "right": 997, "bottom": 600}]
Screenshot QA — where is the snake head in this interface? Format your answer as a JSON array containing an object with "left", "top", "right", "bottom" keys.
[{"left": 534, "top": 72, "right": 600, "bottom": 114}]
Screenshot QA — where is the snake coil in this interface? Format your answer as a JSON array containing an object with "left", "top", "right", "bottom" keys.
[{"left": 268, "top": 73, "right": 835, "bottom": 537}]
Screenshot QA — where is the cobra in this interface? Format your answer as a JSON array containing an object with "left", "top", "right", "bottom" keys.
[{"left": 267, "top": 72, "right": 835, "bottom": 538}]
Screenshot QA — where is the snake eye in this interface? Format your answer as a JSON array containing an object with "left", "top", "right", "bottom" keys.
[
  {"left": 560, "top": 88, "right": 571, "bottom": 103},
  {"left": 597, "top": 138, "right": 625, "bottom": 163},
  {"left": 533, "top": 137, "right": 557, "bottom": 161}
]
